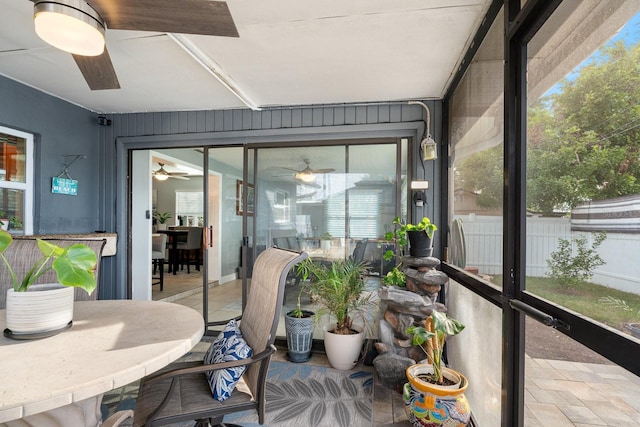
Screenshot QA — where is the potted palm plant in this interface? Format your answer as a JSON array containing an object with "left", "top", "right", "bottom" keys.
[
  {"left": 296, "top": 258, "right": 376, "bottom": 370},
  {"left": 0, "top": 230, "right": 98, "bottom": 338},
  {"left": 403, "top": 310, "right": 471, "bottom": 426}
]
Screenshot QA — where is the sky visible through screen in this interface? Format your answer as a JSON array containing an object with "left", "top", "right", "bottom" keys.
[{"left": 542, "top": 10, "right": 640, "bottom": 97}]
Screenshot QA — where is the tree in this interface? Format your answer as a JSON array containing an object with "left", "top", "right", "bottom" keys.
[{"left": 456, "top": 41, "right": 640, "bottom": 215}]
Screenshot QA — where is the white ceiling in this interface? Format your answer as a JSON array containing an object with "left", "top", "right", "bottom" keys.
[{"left": 0, "top": 0, "right": 492, "bottom": 114}]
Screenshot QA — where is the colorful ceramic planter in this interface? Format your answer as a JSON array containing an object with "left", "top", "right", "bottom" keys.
[{"left": 403, "top": 364, "right": 471, "bottom": 427}]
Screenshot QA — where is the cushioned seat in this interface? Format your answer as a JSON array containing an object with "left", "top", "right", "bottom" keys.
[
  {"left": 152, "top": 233, "right": 167, "bottom": 291},
  {"left": 133, "top": 247, "right": 308, "bottom": 427}
]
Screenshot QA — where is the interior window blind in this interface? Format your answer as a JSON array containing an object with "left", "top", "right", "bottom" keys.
[
  {"left": 175, "top": 191, "right": 203, "bottom": 218},
  {"left": 326, "top": 189, "right": 381, "bottom": 238}
]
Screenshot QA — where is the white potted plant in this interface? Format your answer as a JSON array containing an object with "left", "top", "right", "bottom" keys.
[
  {"left": 297, "top": 258, "right": 376, "bottom": 370},
  {"left": 154, "top": 211, "right": 172, "bottom": 230},
  {"left": 0, "top": 230, "right": 98, "bottom": 337}
]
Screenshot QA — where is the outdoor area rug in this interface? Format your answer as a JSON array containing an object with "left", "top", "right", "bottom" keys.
[{"left": 101, "top": 360, "right": 374, "bottom": 427}]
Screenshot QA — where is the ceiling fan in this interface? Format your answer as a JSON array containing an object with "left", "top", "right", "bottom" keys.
[
  {"left": 278, "top": 159, "right": 335, "bottom": 184},
  {"left": 31, "top": 0, "right": 239, "bottom": 90},
  {"left": 152, "top": 163, "right": 189, "bottom": 181}
]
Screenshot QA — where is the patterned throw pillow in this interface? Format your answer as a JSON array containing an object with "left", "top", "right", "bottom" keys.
[{"left": 203, "top": 319, "right": 253, "bottom": 401}]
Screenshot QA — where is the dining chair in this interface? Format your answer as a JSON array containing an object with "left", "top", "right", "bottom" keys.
[
  {"left": 133, "top": 247, "right": 308, "bottom": 427},
  {"left": 177, "top": 227, "right": 203, "bottom": 273},
  {"left": 0, "top": 237, "right": 106, "bottom": 309},
  {"left": 151, "top": 233, "right": 167, "bottom": 291}
]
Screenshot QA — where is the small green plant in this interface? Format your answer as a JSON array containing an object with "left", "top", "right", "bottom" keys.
[
  {"left": 406, "top": 310, "right": 465, "bottom": 385},
  {"left": 154, "top": 211, "right": 172, "bottom": 224},
  {"left": 296, "top": 258, "right": 375, "bottom": 335},
  {"left": 546, "top": 232, "right": 606, "bottom": 287},
  {"left": 0, "top": 230, "right": 98, "bottom": 293},
  {"left": 9, "top": 216, "right": 23, "bottom": 230},
  {"left": 382, "top": 217, "right": 438, "bottom": 287},
  {"left": 320, "top": 232, "right": 332, "bottom": 240}
]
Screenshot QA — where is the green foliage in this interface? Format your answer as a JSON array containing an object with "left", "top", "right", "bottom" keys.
[
  {"left": 456, "top": 42, "right": 640, "bottom": 214},
  {"left": 9, "top": 216, "right": 23, "bottom": 230},
  {"left": 382, "top": 266, "right": 406, "bottom": 287},
  {"left": 296, "top": 258, "right": 375, "bottom": 335},
  {"left": 320, "top": 232, "right": 332, "bottom": 240},
  {"left": 406, "top": 310, "right": 465, "bottom": 385},
  {"left": 382, "top": 217, "right": 438, "bottom": 287},
  {"left": 454, "top": 144, "right": 504, "bottom": 210},
  {"left": 546, "top": 232, "right": 607, "bottom": 287},
  {"left": 154, "top": 211, "right": 172, "bottom": 224},
  {"left": 0, "top": 230, "right": 97, "bottom": 293}
]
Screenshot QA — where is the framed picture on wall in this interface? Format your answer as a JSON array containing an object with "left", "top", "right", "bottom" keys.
[{"left": 236, "top": 180, "right": 254, "bottom": 216}]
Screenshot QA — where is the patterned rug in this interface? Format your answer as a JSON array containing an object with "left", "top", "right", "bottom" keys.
[{"left": 102, "top": 361, "right": 374, "bottom": 427}]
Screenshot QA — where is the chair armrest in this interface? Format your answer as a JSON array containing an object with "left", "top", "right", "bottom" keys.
[
  {"left": 143, "top": 345, "right": 277, "bottom": 385},
  {"left": 101, "top": 410, "right": 134, "bottom": 427}
]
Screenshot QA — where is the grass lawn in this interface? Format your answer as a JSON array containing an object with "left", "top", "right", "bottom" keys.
[{"left": 492, "top": 275, "right": 640, "bottom": 331}]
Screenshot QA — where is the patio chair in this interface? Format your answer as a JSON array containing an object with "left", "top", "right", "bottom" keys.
[
  {"left": 176, "top": 226, "right": 203, "bottom": 273},
  {"left": 0, "top": 237, "right": 106, "bottom": 308},
  {"left": 151, "top": 233, "right": 167, "bottom": 291},
  {"left": 133, "top": 246, "right": 308, "bottom": 427}
]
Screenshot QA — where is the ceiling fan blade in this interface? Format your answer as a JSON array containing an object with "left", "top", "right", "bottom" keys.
[
  {"left": 87, "top": 0, "right": 239, "bottom": 37},
  {"left": 170, "top": 175, "right": 190, "bottom": 180},
  {"left": 72, "top": 48, "right": 120, "bottom": 90},
  {"left": 310, "top": 168, "right": 335, "bottom": 174}
]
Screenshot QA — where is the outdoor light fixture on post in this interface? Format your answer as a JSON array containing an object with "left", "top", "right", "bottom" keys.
[{"left": 408, "top": 100, "right": 437, "bottom": 161}]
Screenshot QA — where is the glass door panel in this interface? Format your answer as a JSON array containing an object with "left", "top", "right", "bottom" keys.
[
  {"left": 524, "top": 2, "right": 640, "bottom": 424},
  {"left": 251, "top": 142, "right": 400, "bottom": 339}
]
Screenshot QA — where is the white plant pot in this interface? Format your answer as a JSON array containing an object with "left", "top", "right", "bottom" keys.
[
  {"left": 323, "top": 323, "right": 364, "bottom": 370},
  {"left": 320, "top": 240, "right": 331, "bottom": 251},
  {"left": 156, "top": 223, "right": 167, "bottom": 231},
  {"left": 6, "top": 284, "right": 74, "bottom": 336}
]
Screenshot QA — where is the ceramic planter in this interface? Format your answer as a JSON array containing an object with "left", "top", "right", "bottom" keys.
[
  {"left": 407, "top": 231, "right": 433, "bottom": 257},
  {"left": 323, "top": 323, "right": 364, "bottom": 370},
  {"left": 5, "top": 284, "right": 74, "bottom": 337},
  {"left": 403, "top": 364, "right": 471, "bottom": 427},
  {"left": 285, "top": 310, "right": 314, "bottom": 363}
]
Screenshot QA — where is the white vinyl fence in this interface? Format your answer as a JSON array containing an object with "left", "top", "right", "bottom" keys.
[{"left": 456, "top": 214, "right": 640, "bottom": 293}]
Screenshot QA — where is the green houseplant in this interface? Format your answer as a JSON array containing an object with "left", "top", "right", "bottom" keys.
[
  {"left": 284, "top": 285, "right": 315, "bottom": 363},
  {"left": 296, "top": 258, "right": 376, "bottom": 369},
  {"left": 0, "top": 230, "right": 98, "bottom": 336},
  {"left": 403, "top": 310, "right": 471, "bottom": 426},
  {"left": 154, "top": 211, "right": 172, "bottom": 230},
  {"left": 383, "top": 216, "right": 438, "bottom": 286}
]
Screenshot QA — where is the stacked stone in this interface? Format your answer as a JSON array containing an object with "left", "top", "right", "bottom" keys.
[{"left": 373, "top": 256, "right": 449, "bottom": 392}]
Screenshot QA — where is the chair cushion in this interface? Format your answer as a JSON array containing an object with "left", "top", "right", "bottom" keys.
[{"left": 203, "top": 319, "right": 253, "bottom": 401}]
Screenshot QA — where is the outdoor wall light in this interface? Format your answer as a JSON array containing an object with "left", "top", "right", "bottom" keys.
[
  {"left": 408, "top": 100, "right": 437, "bottom": 161},
  {"left": 34, "top": 0, "right": 106, "bottom": 56}
]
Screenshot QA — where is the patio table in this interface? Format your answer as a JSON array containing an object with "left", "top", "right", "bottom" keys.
[{"left": 0, "top": 300, "right": 204, "bottom": 426}]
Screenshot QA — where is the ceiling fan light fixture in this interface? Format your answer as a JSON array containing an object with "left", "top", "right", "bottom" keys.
[
  {"left": 34, "top": 0, "right": 105, "bottom": 56},
  {"left": 153, "top": 173, "right": 169, "bottom": 181},
  {"left": 295, "top": 172, "right": 316, "bottom": 183}
]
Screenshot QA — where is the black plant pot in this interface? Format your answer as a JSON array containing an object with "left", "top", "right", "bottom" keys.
[
  {"left": 285, "top": 310, "right": 315, "bottom": 363},
  {"left": 406, "top": 230, "right": 433, "bottom": 257}
]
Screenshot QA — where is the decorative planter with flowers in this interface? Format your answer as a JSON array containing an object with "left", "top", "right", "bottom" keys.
[{"left": 0, "top": 230, "right": 98, "bottom": 338}]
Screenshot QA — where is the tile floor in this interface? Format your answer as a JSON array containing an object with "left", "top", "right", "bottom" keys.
[{"left": 153, "top": 269, "right": 640, "bottom": 426}]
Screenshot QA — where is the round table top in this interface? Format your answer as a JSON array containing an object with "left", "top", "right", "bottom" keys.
[{"left": 0, "top": 299, "right": 204, "bottom": 423}]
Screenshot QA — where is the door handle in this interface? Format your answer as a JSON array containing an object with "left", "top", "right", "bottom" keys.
[{"left": 208, "top": 225, "right": 214, "bottom": 248}]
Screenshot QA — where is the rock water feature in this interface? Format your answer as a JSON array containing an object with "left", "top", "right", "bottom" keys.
[{"left": 373, "top": 255, "right": 449, "bottom": 392}]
